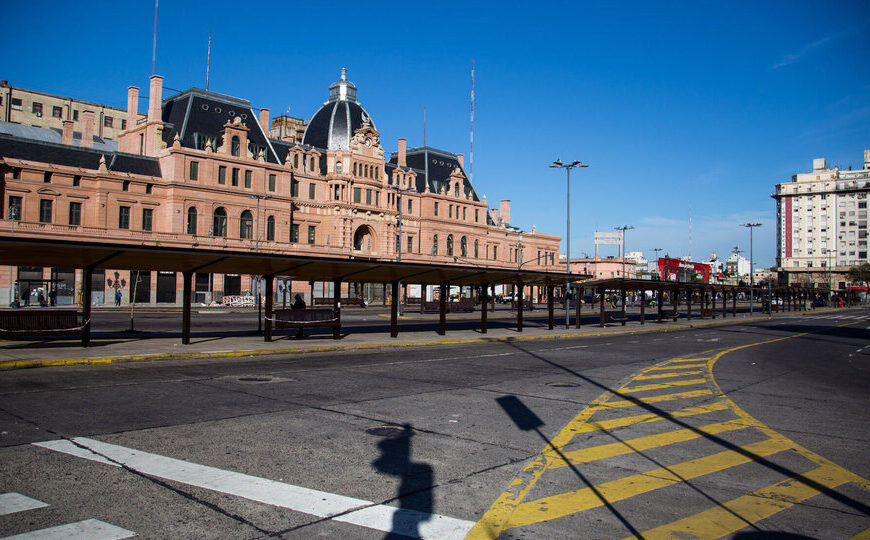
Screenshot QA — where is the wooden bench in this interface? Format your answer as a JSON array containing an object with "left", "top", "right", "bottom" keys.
[
  {"left": 604, "top": 310, "right": 628, "bottom": 324},
  {"left": 511, "top": 300, "right": 535, "bottom": 311},
  {"left": 422, "top": 299, "right": 476, "bottom": 312},
  {"left": 0, "top": 310, "right": 87, "bottom": 339},
  {"left": 660, "top": 310, "right": 680, "bottom": 321},
  {"left": 269, "top": 308, "right": 340, "bottom": 339},
  {"left": 312, "top": 297, "right": 359, "bottom": 306}
]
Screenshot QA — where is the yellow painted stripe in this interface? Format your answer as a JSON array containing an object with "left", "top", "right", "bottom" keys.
[
  {"left": 551, "top": 418, "right": 755, "bottom": 469},
  {"left": 634, "top": 370, "right": 703, "bottom": 380},
  {"left": 636, "top": 464, "right": 854, "bottom": 540},
  {"left": 602, "top": 389, "right": 713, "bottom": 409},
  {"left": 572, "top": 401, "right": 729, "bottom": 434},
  {"left": 668, "top": 357, "right": 713, "bottom": 363},
  {"left": 620, "top": 378, "right": 708, "bottom": 393},
  {"left": 645, "top": 362, "right": 708, "bottom": 370},
  {"left": 503, "top": 437, "right": 790, "bottom": 529},
  {"left": 850, "top": 526, "right": 870, "bottom": 540}
]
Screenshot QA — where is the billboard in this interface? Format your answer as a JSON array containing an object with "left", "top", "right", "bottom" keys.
[{"left": 658, "top": 258, "right": 711, "bottom": 283}]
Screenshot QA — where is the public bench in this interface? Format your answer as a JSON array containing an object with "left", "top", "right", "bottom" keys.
[
  {"left": 312, "top": 297, "right": 359, "bottom": 307},
  {"left": 511, "top": 300, "right": 535, "bottom": 311},
  {"left": 700, "top": 308, "right": 714, "bottom": 318},
  {"left": 269, "top": 308, "right": 340, "bottom": 339},
  {"left": 603, "top": 310, "right": 628, "bottom": 324},
  {"left": 0, "top": 310, "right": 87, "bottom": 339},
  {"left": 660, "top": 310, "right": 680, "bottom": 321},
  {"left": 422, "top": 299, "right": 476, "bottom": 312}
]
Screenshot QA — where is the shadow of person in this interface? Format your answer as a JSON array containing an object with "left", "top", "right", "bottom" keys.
[{"left": 372, "top": 424, "right": 434, "bottom": 539}]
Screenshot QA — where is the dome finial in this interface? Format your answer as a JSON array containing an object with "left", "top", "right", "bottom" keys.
[{"left": 341, "top": 67, "right": 347, "bottom": 81}]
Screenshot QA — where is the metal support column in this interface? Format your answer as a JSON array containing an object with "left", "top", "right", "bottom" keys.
[
  {"left": 182, "top": 270, "right": 192, "bottom": 345},
  {"left": 575, "top": 286, "right": 582, "bottom": 329},
  {"left": 599, "top": 287, "right": 606, "bottom": 327},
  {"left": 333, "top": 278, "right": 341, "bottom": 339},
  {"left": 264, "top": 274, "right": 273, "bottom": 342},
  {"left": 547, "top": 284, "right": 554, "bottom": 330},
  {"left": 438, "top": 282, "right": 447, "bottom": 336},
  {"left": 517, "top": 282, "right": 524, "bottom": 332},
  {"left": 480, "top": 284, "right": 488, "bottom": 334},
  {"left": 657, "top": 287, "right": 663, "bottom": 323},
  {"left": 390, "top": 280, "right": 399, "bottom": 338},
  {"left": 620, "top": 286, "right": 626, "bottom": 326},
  {"left": 687, "top": 288, "right": 692, "bottom": 321},
  {"left": 81, "top": 267, "right": 93, "bottom": 347},
  {"left": 639, "top": 287, "right": 645, "bottom": 325}
]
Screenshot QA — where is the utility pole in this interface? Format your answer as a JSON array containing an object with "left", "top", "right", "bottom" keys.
[
  {"left": 741, "top": 223, "right": 761, "bottom": 315},
  {"left": 651, "top": 248, "right": 663, "bottom": 279},
  {"left": 550, "top": 159, "right": 589, "bottom": 328},
  {"left": 249, "top": 194, "right": 271, "bottom": 333},
  {"left": 615, "top": 225, "right": 634, "bottom": 278}
]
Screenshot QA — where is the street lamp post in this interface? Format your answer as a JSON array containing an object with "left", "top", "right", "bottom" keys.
[
  {"left": 249, "top": 194, "right": 272, "bottom": 333},
  {"left": 651, "top": 247, "right": 663, "bottom": 279},
  {"left": 389, "top": 186, "right": 414, "bottom": 316},
  {"left": 741, "top": 223, "right": 761, "bottom": 315},
  {"left": 615, "top": 225, "right": 634, "bottom": 278},
  {"left": 550, "top": 159, "right": 589, "bottom": 328}
]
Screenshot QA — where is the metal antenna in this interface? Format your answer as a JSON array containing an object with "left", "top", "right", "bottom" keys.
[
  {"left": 470, "top": 59, "right": 474, "bottom": 184},
  {"left": 206, "top": 32, "right": 212, "bottom": 91},
  {"left": 151, "top": 0, "right": 159, "bottom": 74},
  {"left": 423, "top": 106, "right": 426, "bottom": 147}
]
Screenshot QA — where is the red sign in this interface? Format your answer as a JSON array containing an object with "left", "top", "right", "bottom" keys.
[{"left": 658, "top": 258, "right": 711, "bottom": 283}]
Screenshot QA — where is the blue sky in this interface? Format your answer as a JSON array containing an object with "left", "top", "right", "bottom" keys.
[{"left": 3, "top": 1, "right": 870, "bottom": 267}]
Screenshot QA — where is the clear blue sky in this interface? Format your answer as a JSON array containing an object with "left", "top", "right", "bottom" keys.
[{"left": 4, "top": 1, "right": 870, "bottom": 267}]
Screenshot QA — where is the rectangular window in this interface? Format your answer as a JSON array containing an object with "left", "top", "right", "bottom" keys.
[
  {"left": 291, "top": 180, "right": 299, "bottom": 197},
  {"left": 118, "top": 206, "right": 130, "bottom": 229},
  {"left": 32, "top": 102, "right": 43, "bottom": 115},
  {"left": 244, "top": 170, "right": 252, "bottom": 188},
  {"left": 52, "top": 106, "right": 62, "bottom": 118},
  {"left": 366, "top": 189, "right": 372, "bottom": 205},
  {"left": 308, "top": 183, "right": 315, "bottom": 199},
  {"left": 11, "top": 98, "right": 22, "bottom": 111},
  {"left": 462, "top": 207, "right": 467, "bottom": 220},
  {"left": 307, "top": 225, "right": 316, "bottom": 245},
  {"left": 39, "top": 199, "right": 53, "bottom": 223},
  {"left": 375, "top": 192, "right": 379, "bottom": 206},
  {"left": 334, "top": 185, "right": 340, "bottom": 201},
  {"left": 218, "top": 166, "right": 226, "bottom": 185},
  {"left": 142, "top": 208, "right": 153, "bottom": 231},
  {"left": 231, "top": 168, "right": 239, "bottom": 187},
  {"left": 290, "top": 223, "right": 300, "bottom": 243},
  {"left": 122, "top": 180, "right": 130, "bottom": 192},
  {"left": 72, "top": 109, "right": 78, "bottom": 121},
  {"left": 353, "top": 187, "right": 361, "bottom": 203},
  {"left": 68, "top": 202, "right": 81, "bottom": 226},
  {"left": 104, "top": 116, "right": 113, "bottom": 128},
  {"left": 43, "top": 171, "right": 51, "bottom": 183},
  {"left": 407, "top": 236, "right": 413, "bottom": 252},
  {"left": 189, "top": 161, "right": 198, "bottom": 180},
  {"left": 7, "top": 196, "right": 22, "bottom": 220},
  {"left": 408, "top": 199, "right": 412, "bottom": 213},
  {"left": 145, "top": 183, "right": 152, "bottom": 194},
  {"left": 434, "top": 202, "right": 439, "bottom": 216},
  {"left": 121, "top": 119, "right": 127, "bottom": 130},
  {"left": 493, "top": 245, "right": 498, "bottom": 260},
  {"left": 268, "top": 174, "right": 276, "bottom": 192},
  {"left": 73, "top": 175, "right": 81, "bottom": 187},
  {"left": 475, "top": 209, "right": 479, "bottom": 223},
  {"left": 449, "top": 205, "right": 453, "bottom": 218}
]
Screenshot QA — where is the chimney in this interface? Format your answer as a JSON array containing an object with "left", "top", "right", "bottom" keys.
[
  {"left": 813, "top": 158, "right": 826, "bottom": 171},
  {"left": 456, "top": 153, "right": 464, "bottom": 167},
  {"left": 397, "top": 138, "right": 407, "bottom": 167},
  {"left": 147, "top": 75, "right": 163, "bottom": 123},
  {"left": 259, "top": 108, "right": 270, "bottom": 133},
  {"left": 499, "top": 200, "right": 511, "bottom": 226},
  {"left": 61, "top": 120, "right": 74, "bottom": 145},
  {"left": 126, "top": 86, "right": 139, "bottom": 130},
  {"left": 81, "top": 110, "right": 95, "bottom": 148},
  {"left": 864, "top": 149, "right": 869, "bottom": 170},
  {"left": 490, "top": 208, "right": 499, "bottom": 224}
]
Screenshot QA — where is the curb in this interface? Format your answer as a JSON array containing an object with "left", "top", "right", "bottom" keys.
[{"left": 0, "top": 307, "right": 859, "bottom": 370}]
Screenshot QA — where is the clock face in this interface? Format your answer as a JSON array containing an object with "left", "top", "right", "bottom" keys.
[{"left": 365, "top": 139, "right": 371, "bottom": 147}]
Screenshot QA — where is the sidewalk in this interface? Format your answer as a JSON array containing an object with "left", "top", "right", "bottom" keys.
[{"left": 0, "top": 307, "right": 858, "bottom": 370}]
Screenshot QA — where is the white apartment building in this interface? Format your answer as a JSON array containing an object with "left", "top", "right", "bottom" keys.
[
  {"left": 725, "top": 253, "right": 751, "bottom": 277},
  {"left": 773, "top": 150, "right": 870, "bottom": 288}
]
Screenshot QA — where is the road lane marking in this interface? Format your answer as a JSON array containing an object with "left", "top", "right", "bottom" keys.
[
  {"left": 635, "top": 464, "right": 854, "bottom": 540},
  {"left": 645, "top": 362, "right": 708, "bottom": 370},
  {"left": 602, "top": 389, "right": 714, "bottom": 408},
  {"left": 571, "top": 402, "right": 729, "bottom": 434},
  {"left": 633, "top": 370, "right": 703, "bottom": 380},
  {"left": 34, "top": 438, "right": 473, "bottom": 539},
  {"left": 3, "top": 519, "right": 135, "bottom": 540},
  {"left": 619, "top": 378, "right": 708, "bottom": 393},
  {"left": 0, "top": 493, "right": 49, "bottom": 516}
]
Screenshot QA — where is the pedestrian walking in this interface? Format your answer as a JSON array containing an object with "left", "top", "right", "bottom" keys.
[
  {"left": 22, "top": 287, "right": 30, "bottom": 307},
  {"left": 48, "top": 289, "right": 57, "bottom": 307},
  {"left": 115, "top": 289, "right": 122, "bottom": 306}
]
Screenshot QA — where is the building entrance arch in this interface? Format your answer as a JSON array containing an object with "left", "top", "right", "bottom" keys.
[{"left": 353, "top": 225, "right": 377, "bottom": 253}]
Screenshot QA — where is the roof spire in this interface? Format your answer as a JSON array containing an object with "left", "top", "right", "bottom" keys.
[
  {"left": 341, "top": 67, "right": 346, "bottom": 81},
  {"left": 328, "top": 67, "right": 357, "bottom": 103}
]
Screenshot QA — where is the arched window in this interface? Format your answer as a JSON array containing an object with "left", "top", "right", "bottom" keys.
[
  {"left": 266, "top": 215, "right": 275, "bottom": 241},
  {"left": 364, "top": 164, "right": 369, "bottom": 177},
  {"left": 186, "top": 207, "right": 197, "bottom": 235},
  {"left": 213, "top": 207, "right": 227, "bottom": 237},
  {"left": 293, "top": 154, "right": 299, "bottom": 168},
  {"left": 231, "top": 136, "right": 240, "bottom": 157},
  {"left": 447, "top": 234, "right": 454, "bottom": 256},
  {"left": 240, "top": 210, "right": 253, "bottom": 239},
  {"left": 336, "top": 161, "right": 343, "bottom": 174},
  {"left": 432, "top": 234, "right": 438, "bottom": 255},
  {"left": 460, "top": 236, "right": 468, "bottom": 257},
  {"left": 474, "top": 239, "right": 479, "bottom": 258}
]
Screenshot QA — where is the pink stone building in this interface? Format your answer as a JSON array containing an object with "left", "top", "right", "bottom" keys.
[
  {"left": 0, "top": 69, "right": 561, "bottom": 306},
  {"left": 570, "top": 256, "right": 636, "bottom": 281}
]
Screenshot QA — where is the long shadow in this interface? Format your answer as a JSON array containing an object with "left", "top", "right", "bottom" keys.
[
  {"left": 371, "top": 424, "right": 434, "bottom": 539},
  {"left": 500, "top": 331, "right": 870, "bottom": 520}
]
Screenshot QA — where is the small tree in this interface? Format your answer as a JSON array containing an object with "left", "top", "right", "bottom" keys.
[{"left": 846, "top": 263, "right": 870, "bottom": 283}]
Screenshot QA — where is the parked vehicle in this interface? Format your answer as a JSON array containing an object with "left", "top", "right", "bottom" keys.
[{"left": 812, "top": 297, "right": 828, "bottom": 307}]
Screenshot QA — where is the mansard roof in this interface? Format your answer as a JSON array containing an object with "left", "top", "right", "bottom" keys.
[{"left": 386, "top": 146, "right": 479, "bottom": 202}]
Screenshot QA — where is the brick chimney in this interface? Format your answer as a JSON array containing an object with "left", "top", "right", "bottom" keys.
[
  {"left": 81, "top": 110, "right": 95, "bottom": 148},
  {"left": 259, "top": 108, "right": 270, "bottom": 133},
  {"left": 147, "top": 75, "right": 163, "bottom": 123},
  {"left": 490, "top": 208, "right": 499, "bottom": 225},
  {"left": 126, "top": 86, "right": 139, "bottom": 130},
  {"left": 456, "top": 153, "right": 464, "bottom": 167},
  {"left": 499, "top": 200, "right": 511, "bottom": 226},
  {"left": 864, "top": 149, "right": 869, "bottom": 170},
  {"left": 61, "top": 120, "right": 74, "bottom": 145},
  {"left": 397, "top": 138, "right": 407, "bottom": 167}
]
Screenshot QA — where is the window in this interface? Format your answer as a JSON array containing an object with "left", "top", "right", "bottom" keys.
[
  {"left": 434, "top": 202, "right": 439, "bottom": 216},
  {"left": 407, "top": 199, "right": 412, "bottom": 213},
  {"left": 291, "top": 180, "right": 299, "bottom": 197},
  {"left": 353, "top": 163, "right": 358, "bottom": 176},
  {"left": 68, "top": 202, "right": 81, "bottom": 226},
  {"left": 353, "top": 187, "right": 361, "bottom": 203},
  {"left": 307, "top": 225, "right": 316, "bottom": 244},
  {"left": 12, "top": 168, "right": 20, "bottom": 179},
  {"left": 231, "top": 168, "right": 239, "bottom": 187},
  {"left": 240, "top": 210, "right": 253, "bottom": 239},
  {"left": 407, "top": 236, "right": 413, "bottom": 253},
  {"left": 454, "top": 184, "right": 459, "bottom": 197},
  {"left": 334, "top": 185, "right": 340, "bottom": 200},
  {"left": 244, "top": 170, "right": 252, "bottom": 188},
  {"left": 73, "top": 175, "right": 81, "bottom": 187},
  {"left": 268, "top": 174, "right": 276, "bottom": 192},
  {"left": 336, "top": 161, "right": 343, "bottom": 174},
  {"left": 310, "top": 157, "right": 315, "bottom": 171},
  {"left": 213, "top": 207, "right": 227, "bottom": 237},
  {"left": 396, "top": 234, "right": 400, "bottom": 253},
  {"left": 72, "top": 109, "right": 78, "bottom": 121},
  {"left": 432, "top": 235, "right": 438, "bottom": 255},
  {"left": 266, "top": 215, "right": 275, "bottom": 241},
  {"left": 462, "top": 207, "right": 467, "bottom": 220},
  {"left": 121, "top": 119, "right": 126, "bottom": 130},
  {"left": 474, "top": 239, "right": 479, "bottom": 258},
  {"left": 189, "top": 161, "right": 199, "bottom": 181},
  {"left": 145, "top": 184, "right": 152, "bottom": 194},
  {"left": 37, "top": 199, "right": 52, "bottom": 223},
  {"left": 231, "top": 136, "right": 241, "bottom": 156},
  {"left": 11, "top": 98, "right": 22, "bottom": 111},
  {"left": 118, "top": 206, "right": 130, "bottom": 229},
  {"left": 187, "top": 207, "right": 197, "bottom": 235},
  {"left": 104, "top": 116, "right": 113, "bottom": 128},
  {"left": 142, "top": 208, "right": 153, "bottom": 231},
  {"left": 43, "top": 171, "right": 51, "bottom": 183},
  {"left": 218, "top": 166, "right": 226, "bottom": 185},
  {"left": 449, "top": 205, "right": 453, "bottom": 218},
  {"left": 122, "top": 180, "right": 130, "bottom": 191},
  {"left": 293, "top": 154, "right": 299, "bottom": 168},
  {"left": 308, "top": 183, "right": 315, "bottom": 199},
  {"left": 7, "top": 196, "right": 22, "bottom": 220},
  {"left": 290, "top": 223, "right": 299, "bottom": 243},
  {"left": 475, "top": 209, "right": 479, "bottom": 223},
  {"left": 493, "top": 245, "right": 498, "bottom": 260},
  {"left": 32, "top": 102, "right": 43, "bottom": 115},
  {"left": 460, "top": 236, "right": 467, "bottom": 257},
  {"left": 52, "top": 106, "right": 62, "bottom": 118},
  {"left": 366, "top": 189, "right": 372, "bottom": 205},
  {"left": 447, "top": 234, "right": 454, "bottom": 256}
]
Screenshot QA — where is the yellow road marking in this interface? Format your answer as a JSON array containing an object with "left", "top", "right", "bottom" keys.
[
  {"left": 667, "top": 357, "right": 713, "bottom": 363},
  {"left": 572, "top": 401, "right": 728, "bottom": 434},
  {"left": 602, "top": 389, "right": 713, "bottom": 409},
  {"left": 634, "top": 370, "right": 703, "bottom": 380},
  {"left": 851, "top": 527, "right": 870, "bottom": 540},
  {"left": 503, "top": 437, "right": 792, "bottom": 529},
  {"left": 619, "top": 378, "right": 708, "bottom": 393},
  {"left": 636, "top": 464, "right": 854, "bottom": 540},
  {"left": 645, "top": 362, "right": 708, "bottom": 370},
  {"left": 551, "top": 418, "right": 755, "bottom": 469}
]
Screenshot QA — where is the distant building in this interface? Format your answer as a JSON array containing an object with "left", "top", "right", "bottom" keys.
[
  {"left": 772, "top": 150, "right": 870, "bottom": 288},
  {"left": 725, "top": 252, "right": 751, "bottom": 277},
  {"left": 571, "top": 256, "right": 635, "bottom": 280}
]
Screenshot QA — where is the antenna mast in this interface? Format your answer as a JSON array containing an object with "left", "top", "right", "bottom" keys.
[
  {"left": 151, "top": 0, "right": 159, "bottom": 74},
  {"left": 423, "top": 106, "right": 426, "bottom": 147},
  {"left": 206, "top": 32, "right": 212, "bottom": 91},
  {"left": 470, "top": 59, "right": 474, "bottom": 183}
]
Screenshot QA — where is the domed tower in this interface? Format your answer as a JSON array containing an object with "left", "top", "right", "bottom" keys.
[{"left": 302, "top": 68, "right": 376, "bottom": 151}]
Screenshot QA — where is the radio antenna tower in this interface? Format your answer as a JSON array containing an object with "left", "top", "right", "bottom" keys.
[
  {"left": 151, "top": 0, "right": 159, "bottom": 74},
  {"left": 469, "top": 59, "right": 474, "bottom": 184},
  {"left": 205, "top": 32, "right": 212, "bottom": 90}
]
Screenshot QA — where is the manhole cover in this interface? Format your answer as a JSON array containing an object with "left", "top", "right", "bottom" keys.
[
  {"left": 237, "top": 376, "right": 273, "bottom": 382},
  {"left": 546, "top": 382, "right": 580, "bottom": 388},
  {"left": 365, "top": 425, "right": 413, "bottom": 437}
]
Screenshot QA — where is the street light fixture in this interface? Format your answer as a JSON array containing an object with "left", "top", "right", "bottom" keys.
[
  {"left": 248, "top": 194, "right": 272, "bottom": 333},
  {"left": 741, "top": 223, "right": 761, "bottom": 315},
  {"left": 651, "top": 247, "right": 663, "bottom": 279},
  {"left": 389, "top": 185, "right": 415, "bottom": 316},
  {"left": 614, "top": 225, "right": 634, "bottom": 278},
  {"left": 550, "top": 159, "right": 588, "bottom": 328}
]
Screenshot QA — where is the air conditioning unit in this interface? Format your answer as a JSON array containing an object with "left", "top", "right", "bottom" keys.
[{"left": 35, "top": 112, "right": 42, "bottom": 117}]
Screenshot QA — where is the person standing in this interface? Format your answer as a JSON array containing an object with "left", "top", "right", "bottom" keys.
[
  {"left": 115, "top": 289, "right": 122, "bottom": 306},
  {"left": 22, "top": 287, "right": 31, "bottom": 307}
]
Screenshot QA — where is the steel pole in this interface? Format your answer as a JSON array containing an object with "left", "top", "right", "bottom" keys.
[{"left": 565, "top": 167, "right": 570, "bottom": 329}]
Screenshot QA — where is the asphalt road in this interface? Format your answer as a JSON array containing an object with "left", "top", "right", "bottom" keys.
[{"left": 0, "top": 310, "right": 867, "bottom": 538}]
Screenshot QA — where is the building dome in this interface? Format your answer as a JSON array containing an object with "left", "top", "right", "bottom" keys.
[{"left": 302, "top": 68, "right": 376, "bottom": 151}]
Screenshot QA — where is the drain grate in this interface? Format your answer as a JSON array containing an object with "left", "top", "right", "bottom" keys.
[
  {"left": 365, "top": 425, "right": 413, "bottom": 437},
  {"left": 546, "top": 382, "right": 580, "bottom": 388}
]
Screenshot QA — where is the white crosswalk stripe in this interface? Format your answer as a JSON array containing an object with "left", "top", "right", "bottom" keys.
[
  {"left": 0, "top": 493, "right": 48, "bottom": 516},
  {"left": 2, "top": 519, "right": 135, "bottom": 540}
]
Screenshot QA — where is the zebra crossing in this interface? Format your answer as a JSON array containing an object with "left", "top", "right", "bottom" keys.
[
  {"left": 804, "top": 313, "right": 868, "bottom": 320},
  {"left": 467, "top": 333, "right": 870, "bottom": 539},
  {"left": 0, "top": 492, "right": 134, "bottom": 539}
]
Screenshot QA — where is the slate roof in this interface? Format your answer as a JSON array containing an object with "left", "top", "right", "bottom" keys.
[
  {"left": 387, "top": 146, "right": 479, "bottom": 202},
  {"left": 301, "top": 99, "right": 375, "bottom": 151},
  {"left": 0, "top": 122, "right": 118, "bottom": 152}
]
